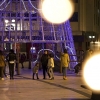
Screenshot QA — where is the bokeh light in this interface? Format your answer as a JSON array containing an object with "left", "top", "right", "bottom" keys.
[
  {"left": 83, "top": 54, "right": 100, "bottom": 92},
  {"left": 39, "top": 0, "right": 74, "bottom": 24}
]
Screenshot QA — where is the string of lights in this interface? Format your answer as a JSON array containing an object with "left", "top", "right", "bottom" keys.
[
  {"left": 0, "top": 0, "right": 40, "bottom": 12},
  {"left": 21, "top": 0, "right": 27, "bottom": 11},
  {"left": 0, "top": 0, "right": 6, "bottom": 7},
  {"left": 0, "top": 0, "right": 11, "bottom": 11},
  {"left": 28, "top": 0, "right": 41, "bottom": 11}
]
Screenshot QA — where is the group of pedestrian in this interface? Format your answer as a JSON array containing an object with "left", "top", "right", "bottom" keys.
[
  {"left": 32, "top": 49, "right": 70, "bottom": 80},
  {"left": 0, "top": 49, "right": 16, "bottom": 80},
  {"left": 0, "top": 48, "right": 70, "bottom": 81},
  {"left": 33, "top": 50, "right": 55, "bottom": 80}
]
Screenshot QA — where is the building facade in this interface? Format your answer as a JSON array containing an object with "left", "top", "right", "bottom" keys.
[{"left": 71, "top": 0, "right": 100, "bottom": 51}]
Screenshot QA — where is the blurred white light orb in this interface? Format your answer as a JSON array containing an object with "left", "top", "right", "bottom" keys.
[
  {"left": 83, "top": 54, "right": 100, "bottom": 92},
  {"left": 39, "top": 0, "right": 74, "bottom": 24}
]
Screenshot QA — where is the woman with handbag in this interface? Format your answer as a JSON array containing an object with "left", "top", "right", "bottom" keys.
[{"left": 0, "top": 50, "right": 6, "bottom": 80}]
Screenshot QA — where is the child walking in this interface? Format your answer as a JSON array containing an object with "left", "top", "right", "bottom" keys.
[
  {"left": 32, "top": 62, "right": 39, "bottom": 80},
  {"left": 47, "top": 54, "right": 54, "bottom": 80}
]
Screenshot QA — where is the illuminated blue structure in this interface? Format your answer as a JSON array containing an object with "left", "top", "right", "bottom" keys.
[{"left": 0, "top": 0, "right": 77, "bottom": 69}]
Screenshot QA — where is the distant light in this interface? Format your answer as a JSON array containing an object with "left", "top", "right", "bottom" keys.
[
  {"left": 92, "top": 36, "right": 95, "bottom": 38},
  {"left": 89, "top": 36, "right": 92, "bottom": 38},
  {"left": 89, "top": 36, "right": 95, "bottom": 38},
  {"left": 12, "top": 19, "right": 15, "bottom": 22},
  {"left": 39, "top": 0, "right": 74, "bottom": 24},
  {"left": 30, "top": 47, "right": 36, "bottom": 53},
  {"left": 4, "top": 37, "right": 9, "bottom": 41},
  {"left": 5, "top": 20, "right": 9, "bottom": 23},
  {"left": 31, "top": 11, "right": 35, "bottom": 14},
  {"left": 31, "top": 47, "right": 35, "bottom": 50}
]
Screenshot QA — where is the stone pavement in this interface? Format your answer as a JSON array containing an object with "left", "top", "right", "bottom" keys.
[{"left": 0, "top": 68, "right": 92, "bottom": 100}]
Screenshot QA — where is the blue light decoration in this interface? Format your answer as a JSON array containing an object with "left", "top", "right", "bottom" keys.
[
  {"left": 21, "top": 0, "right": 27, "bottom": 11},
  {"left": 0, "top": 0, "right": 11, "bottom": 11},
  {"left": 32, "top": 49, "right": 55, "bottom": 63},
  {"left": 0, "top": 0, "right": 77, "bottom": 69},
  {"left": 64, "top": 21, "right": 78, "bottom": 69},
  {"left": 32, "top": 47, "right": 77, "bottom": 70}
]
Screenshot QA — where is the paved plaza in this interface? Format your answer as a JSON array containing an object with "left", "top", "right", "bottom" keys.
[{"left": 0, "top": 68, "right": 92, "bottom": 100}]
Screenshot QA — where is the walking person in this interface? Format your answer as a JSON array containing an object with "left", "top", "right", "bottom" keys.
[
  {"left": 32, "top": 62, "right": 39, "bottom": 80},
  {"left": 61, "top": 49, "right": 70, "bottom": 80},
  {"left": 20, "top": 53, "right": 26, "bottom": 69},
  {"left": 47, "top": 54, "right": 54, "bottom": 80},
  {"left": 0, "top": 50, "right": 6, "bottom": 80},
  {"left": 41, "top": 50, "right": 50, "bottom": 79},
  {"left": 6, "top": 49, "right": 16, "bottom": 80}
]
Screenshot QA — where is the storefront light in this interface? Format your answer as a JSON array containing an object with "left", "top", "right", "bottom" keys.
[
  {"left": 5, "top": 19, "right": 9, "bottom": 23},
  {"left": 89, "top": 36, "right": 92, "bottom": 38},
  {"left": 12, "top": 19, "right": 15, "bottom": 22}
]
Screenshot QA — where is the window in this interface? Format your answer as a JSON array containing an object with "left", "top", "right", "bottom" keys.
[
  {"left": 17, "top": 13, "right": 20, "bottom": 17},
  {"left": 31, "top": 13, "right": 37, "bottom": 17},
  {"left": 11, "top": 13, "right": 16, "bottom": 17},
  {"left": 24, "top": 13, "right": 29, "bottom": 17}
]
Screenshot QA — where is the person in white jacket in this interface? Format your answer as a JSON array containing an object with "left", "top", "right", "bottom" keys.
[{"left": 47, "top": 54, "right": 54, "bottom": 80}]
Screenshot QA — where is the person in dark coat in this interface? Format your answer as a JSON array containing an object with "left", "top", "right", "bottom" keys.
[
  {"left": 6, "top": 49, "right": 16, "bottom": 80},
  {"left": 41, "top": 50, "right": 50, "bottom": 79},
  {"left": 20, "top": 53, "right": 26, "bottom": 68}
]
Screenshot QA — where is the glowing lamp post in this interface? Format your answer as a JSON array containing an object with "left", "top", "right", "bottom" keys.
[{"left": 82, "top": 54, "right": 100, "bottom": 99}]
